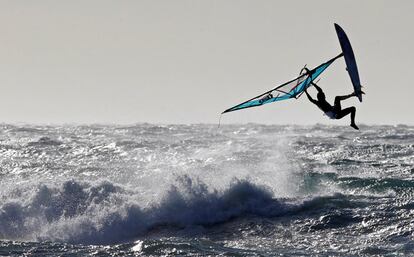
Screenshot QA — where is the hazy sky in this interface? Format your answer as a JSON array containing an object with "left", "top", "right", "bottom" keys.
[{"left": 0, "top": 0, "right": 413, "bottom": 125}]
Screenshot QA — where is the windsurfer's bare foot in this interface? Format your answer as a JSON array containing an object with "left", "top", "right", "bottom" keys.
[
  {"left": 350, "top": 123, "right": 359, "bottom": 130},
  {"left": 353, "top": 90, "right": 365, "bottom": 97}
]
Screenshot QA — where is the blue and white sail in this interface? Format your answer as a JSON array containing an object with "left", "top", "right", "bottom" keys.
[{"left": 222, "top": 54, "right": 343, "bottom": 114}]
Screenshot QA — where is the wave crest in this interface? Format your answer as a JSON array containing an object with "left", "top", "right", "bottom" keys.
[{"left": 0, "top": 177, "right": 290, "bottom": 244}]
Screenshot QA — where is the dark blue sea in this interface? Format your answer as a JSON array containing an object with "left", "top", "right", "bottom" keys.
[{"left": 0, "top": 124, "right": 413, "bottom": 256}]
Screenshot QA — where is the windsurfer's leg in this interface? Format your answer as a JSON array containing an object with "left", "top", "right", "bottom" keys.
[
  {"left": 335, "top": 93, "right": 354, "bottom": 104},
  {"left": 334, "top": 92, "right": 357, "bottom": 110},
  {"left": 336, "top": 106, "right": 359, "bottom": 130}
]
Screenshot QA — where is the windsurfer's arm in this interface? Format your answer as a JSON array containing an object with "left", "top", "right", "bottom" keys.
[
  {"left": 305, "top": 88, "right": 318, "bottom": 105},
  {"left": 311, "top": 82, "right": 323, "bottom": 94}
]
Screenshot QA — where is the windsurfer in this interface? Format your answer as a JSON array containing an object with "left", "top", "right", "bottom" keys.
[{"left": 304, "top": 83, "right": 363, "bottom": 130}]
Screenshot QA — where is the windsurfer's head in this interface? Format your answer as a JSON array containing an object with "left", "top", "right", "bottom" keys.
[{"left": 317, "top": 92, "right": 325, "bottom": 101}]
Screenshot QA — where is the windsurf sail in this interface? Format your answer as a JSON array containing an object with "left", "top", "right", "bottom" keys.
[{"left": 222, "top": 53, "right": 343, "bottom": 114}]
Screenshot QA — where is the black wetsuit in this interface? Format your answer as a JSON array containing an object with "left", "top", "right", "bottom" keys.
[{"left": 305, "top": 83, "right": 358, "bottom": 129}]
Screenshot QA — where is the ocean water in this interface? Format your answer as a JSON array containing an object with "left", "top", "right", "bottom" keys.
[{"left": 0, "top": 124, "right": 413, "bottom": 256}]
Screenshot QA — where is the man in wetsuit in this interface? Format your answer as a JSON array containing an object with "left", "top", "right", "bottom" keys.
[{"left": 304, "top": 83, "right": 363, "bottom": 130}]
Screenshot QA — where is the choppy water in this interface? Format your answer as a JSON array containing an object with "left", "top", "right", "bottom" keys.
[{"left": 0, "top": 124, "right": 413, "bottom": 256}]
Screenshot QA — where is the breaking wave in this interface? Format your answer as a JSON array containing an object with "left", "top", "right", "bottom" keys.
[{"left": 0, "top": 176, "right": 296, "bottom": 245}]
